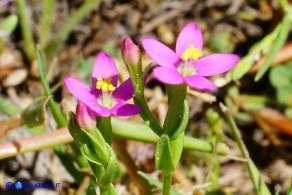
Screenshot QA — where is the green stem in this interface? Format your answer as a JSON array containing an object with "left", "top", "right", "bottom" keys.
[
  {"left": 40, "top": 0, "right": 55, "bottom": 49},
  {"left": 220, "top": 103, "right": 271, "bottom": 195},
  {"left": 163, "top": 84, "right": 187, "bottom": 136},
  {"left": 162, "top": 173, "right": 173, "bottom": 195},
  {"left": 97, "top": 117, "right": 112, "bottom": 145},
  {"left": 37, "top": 46, "right": 67, "bottom": 127},
  {"left": 134, "top": 95, "right": 163, "bottom": 136},
  {"left": 15, "top": 0, "right": 35, "bottom": 62}
]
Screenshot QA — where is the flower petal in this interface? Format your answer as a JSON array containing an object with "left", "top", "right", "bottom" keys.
[
  {"left": 110, "top": 103, "right": 141, "bottom": 117},
  {"left": 153, "top": 67, "right": 184, "bottom": 85},
  {"left": 194, "top": 54, "right": 239, "bottom": 76},
  {"left": 112, "top": 77, "right": 134, "bottom": 101},
  {"left": 142, "top": 37, "right": 179, "bottom": 68},
  {"left": 176, "top": 22, "right": 203, "bottom": 56},
  {"left": 64, "top": 77, "right": 111, "bottom": 117},
  {"left": 184, "top": 75, "right": 217, "bottom": 92},
  {"left": 91, "top": 52, "right": 118, "bottom": 88}
]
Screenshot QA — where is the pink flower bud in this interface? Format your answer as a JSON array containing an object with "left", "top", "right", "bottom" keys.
[
  {"left": 121, "top": 36, "right": 140, "bottom": 65},
  {"left": 76, "top": 102, "right": 96, "bottom": 130}
]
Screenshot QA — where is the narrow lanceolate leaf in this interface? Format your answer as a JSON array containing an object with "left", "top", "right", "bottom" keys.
[{"left": 255, "top": 16, "right": 291, "bottom": 81}]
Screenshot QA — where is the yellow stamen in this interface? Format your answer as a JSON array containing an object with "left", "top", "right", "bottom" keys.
[
  {"left": 181, "top": 45, "right": 202, "bottom": 61},
  {"left": 96, "top": 77, "right": 116, "bottom": 92}
]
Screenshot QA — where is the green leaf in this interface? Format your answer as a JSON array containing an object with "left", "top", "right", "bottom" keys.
[
  {"left": 81, "top": 128, "right": 111, "bottom": 165},
  {"left": 0, "top": 14, "right": 18, "bottom": 34},
  {"left": 269, "top": 65, "right": 292, "bottom": 88},
  {"left": 226, "top": 20, "right": 281, "bottom": 81},
  {"left": 276, "top": 86, "right": 292, "bottom": 106},
  {"left": 80, "top": 143, "right": 102, "bottom": 166},
  {"left": 138, "top": 171, "right": 180, "bottom": 195},
  {"left": 228, "top": 56, "right": 254, "bottom": 81},
  {"left": 255, "top": 16, "right": 292, "bottom": 81},
  {"left": 210, "top": 30, "right": 235, "bottom": 53},
  {"left": 169, "top": 131, "right": 184, "bottom": 167},
  {"left": 284, "top": 107, "right": 292, "bottom": 119},
  {"left": 99, "top": 145, "right": 121, "bottom": 186},
  {"left": 155, "top": 134, "right": 174, "bottom": 173},
  {"left": 206, "top": 108, "right": 222, "bottom": 134},
  {"left": 22, "top": 97, "right": 48, "bottom": 128},
  {"left": 86, "top": 182, "right": 97, "bottom": 195}
]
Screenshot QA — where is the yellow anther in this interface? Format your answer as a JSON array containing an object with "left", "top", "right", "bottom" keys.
[
  {"left": 96, "top": 77, "right": 116, "bottom": 92},
  {"left": 181, "top": 45, "right": 202, "bottom": 61}
]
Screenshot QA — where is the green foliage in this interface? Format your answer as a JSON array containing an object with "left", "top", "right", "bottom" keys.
[
  {"left": 67, "top": 112, "right": 121, "bottom": 193},
  {"left": 269, "top": 64, "right": 292, "bottom": 117},
  {"left": 0, "top": 14, "right": 18, "bottom": 41},
  {"left": 22, "top": 97, "right": 48, "bottom": 128},
  {"left": 138, "top": 171, "right": 180, "bottom": 195},
  {"left": 37, "top": 46, "right": 67, "bottom": 127},
  {"left": 255, "top": 15, "right": 292, "bottom": 81},
  {"left": 155, "top": 134, "right": 174, "bottom": 173},
  {"left": 210, "top": 29, "right": 235, "bottom": 53},
  {"left": 163, "top": 85, "right": 187, "bottom": 137},
  {"left": 227, "top": 15, "right": 291, "bottom": 81}
]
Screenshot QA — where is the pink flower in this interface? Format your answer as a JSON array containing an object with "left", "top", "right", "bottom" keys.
[
  {"left": 76, "top": 102, "right": 96, "bottom": 130},
  {"left": 64, "top": 52, "right": 141, "bottom": 117},
  {"left": 142, "top": 22, "right": 239, "bottom": 91}
]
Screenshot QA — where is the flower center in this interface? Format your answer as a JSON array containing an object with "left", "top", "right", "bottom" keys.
[
  {"left": 96, "top": 77, "right": 116, "bottom": 109},
  {"left": 96, "top": 77, "right": 116, "bottom": 92},
  {"left": 178, "top": 60, "right": 196, "bottom": 76},
  {"left": 98, "top": 92, "right": 116, "bottom": 109},
  {"left": 180, "top": 45, "right": 202, "bottom": 61}
]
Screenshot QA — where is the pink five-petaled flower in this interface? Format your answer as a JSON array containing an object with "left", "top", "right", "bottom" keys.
[
  {"left": 142, "top": 22, "right": 240, "bottom": 92},
  {"left": 64, "top": 52, "right": 141, "bottom": 117}
]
